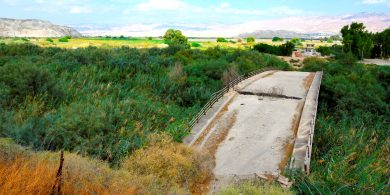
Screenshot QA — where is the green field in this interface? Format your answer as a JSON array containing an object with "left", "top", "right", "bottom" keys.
[{"left": 0, "top": 37, "right": 337, "bottom": 50}]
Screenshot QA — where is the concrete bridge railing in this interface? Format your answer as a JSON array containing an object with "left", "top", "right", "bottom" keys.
[{"left": 289, "top": 71, "right": 323, "bottom": 173}]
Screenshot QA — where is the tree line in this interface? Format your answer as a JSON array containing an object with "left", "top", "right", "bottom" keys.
[{"left": 341, "top": 22, "right": 390, "bottom": 59}]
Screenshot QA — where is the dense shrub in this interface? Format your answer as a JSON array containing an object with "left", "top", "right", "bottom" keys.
[
  {"left": 279, "top": 41, "right": 295, "bottom": 56},
  {"left": 216, "top": 37, "right": 228, "bottom": 42},
  {"left": 0, "top": 63, "right": 63, "bottom": 106},
  {"left": 302, "top": 57, "right": 327, "bottom": 70},
  {"left": 246, "top": 36, "right": 255, "bottom": 44},
  {"left": 191, "top": 42, "right": 201, "bottom": 47},
  {"left": 295, "top": 58, "right": 390, "bottom": 194},
  {"left": 0, "top": 43, "right": 288, "bottom": 165},
  {"left": 316, "top": 45, "right": 343, "bottom": 56},
  {"left": 253, "top": 42, "right": 294, "bottom": 56},
  {"left": 316, "top": 46, "right": 332, "bottom": 56},
  {"left": 58, "top": 37, "right": 69, "bottom": 42},
  {"left": 253, "top": 43, "right": 281, "bottom": 55},
  {"left": 272, "top": 37, "right": 284, "bottom": 42}
]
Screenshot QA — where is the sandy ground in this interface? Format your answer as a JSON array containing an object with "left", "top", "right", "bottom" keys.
[
  {"left": 190, "top": 71, "right": 316, "bottom": 191},
  {"left": 361, "top": 59, "right": 390, "bottom": 66}
]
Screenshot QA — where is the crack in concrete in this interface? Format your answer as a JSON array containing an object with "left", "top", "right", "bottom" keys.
[{"left": 236, "top": 91, "right": 302, "bottom": 100}]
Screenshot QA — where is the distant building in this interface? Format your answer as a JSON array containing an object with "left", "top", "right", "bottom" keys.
[
  {"left": 302, "top": 43, "right": 321, "bottom": 57},
  {"left": 305, "top": 44, "right": 315, "bottom": 53}
]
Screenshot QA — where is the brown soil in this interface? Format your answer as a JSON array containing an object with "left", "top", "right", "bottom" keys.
[
  {"left": 193, "top": 94, "right": 236, "bottom": 146},
  {"left": 202, "top": 112, "right": 237, "bottom": 155}
]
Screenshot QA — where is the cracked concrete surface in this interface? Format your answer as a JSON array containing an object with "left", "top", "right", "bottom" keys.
[{"left": 185, "top": 71, "right": 321, "bottom": 191}]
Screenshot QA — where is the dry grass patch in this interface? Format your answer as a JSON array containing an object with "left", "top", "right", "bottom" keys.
[
  {"left": 123, "top": 134, "right": 214, "bottom": 194},
  {"left": 216, "top": 181, "right": 293, "bottom": 195},
  {"left": 0, "top": 135, "right": 214, "bottom": 194},
  {"left": 0, "top": 139, "right": 136, "bottom": 195}
]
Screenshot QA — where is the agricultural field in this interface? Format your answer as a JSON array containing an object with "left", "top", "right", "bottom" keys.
[{"left": 0, "top": 37, "right": 337, "bottom": 50}]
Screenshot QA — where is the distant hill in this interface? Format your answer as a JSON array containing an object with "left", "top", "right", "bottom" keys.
[
  {"left": 238, "top": 30, "right": 333, "bottom": 39},
  {"left": 0, "top": 18, "right": 82, "bottom": 38}
]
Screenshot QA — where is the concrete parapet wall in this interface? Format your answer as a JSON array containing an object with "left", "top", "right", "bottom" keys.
[{"left": 290, "top": 71, "right": 323, "bottom": 173}]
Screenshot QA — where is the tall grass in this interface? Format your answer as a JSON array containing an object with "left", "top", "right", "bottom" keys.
[{"left": 292, "top": 57, "right": 390, "bottom": 194}]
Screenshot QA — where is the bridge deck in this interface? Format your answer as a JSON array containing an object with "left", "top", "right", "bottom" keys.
[{"left": 187, "top": 71, "right": 321, "bottom": 190}]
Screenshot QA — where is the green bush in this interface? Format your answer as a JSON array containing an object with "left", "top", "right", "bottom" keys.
[
  {"left": 316, "top": 46, "right": 332, "bottom": 56},
  {"left": 46, "top": 38, "right": 54, "bottom": 43},
  {"left": 336, "top": 52, "right": 357, "bottom": 66},
  {"left": 296, "top": 59, "right": 390, "bottom": 194},
  {"left": 272, "top": 37, "right": 284, "bottom": 42},
  {"left": 246, "top": 37, "right": 255, "bottom": 43},
  {"left": 191, "top": 42, "right": 201, "bottom": 47},
  {"left": 253, "top": 43, "right": 281, "bottom": 55},
  {"left": 302, "top": 57, "right": 327, "bottom": 70},
  {"left": 253, "top": 42, "right": 294, "bottom": 56},
  {"left": 0, "top": 63, "right": 63, "bottom": 106},
  {"left": 58, "top": 37, "right": 69, "bottom": 42},
  {"left": 216, "top": 37, "right": 228, "bottom": 42}
]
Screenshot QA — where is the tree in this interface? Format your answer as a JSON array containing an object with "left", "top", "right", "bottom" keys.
[
  {"left": 216, "top": 37, "right": 228, "bottom": 42},
  {"left": 341, "top": 22, "right": 373, "bottom": 59},
  {"left": 290, "top": 38, "right": 302, "bottom": 46},
  {"left": 46, "top": 38, "right": 54, "bottom": 43},
  {"left": 372, "top": 28, "right": 390, "bottom": 58},
  {"left": 272, "top": 37, "right": 284, "bottom": 42},
  {"left": 246, "top": 37, "right": 255, "bottom": 44},
  {"left": 330, "top": 35, "right": 342, "bottom": 41},
  {"left": 280, "top": 41, "right": 295, "bottom": 56},
  {"left": 163, "top": 29, "right": 189, "bottom": 52},
  {"left": 163, "top": 29, "right": 188, "bottom": 46}
]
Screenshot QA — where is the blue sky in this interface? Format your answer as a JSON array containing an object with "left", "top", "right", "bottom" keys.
[{"left": 1, "top": 0, "right": 389, "bottom": 36}]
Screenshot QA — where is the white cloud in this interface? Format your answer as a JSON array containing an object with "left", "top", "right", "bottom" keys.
[
  {"left": 2, "top": 0, "right": 20, "bottom": 6},
  {"left": 35, "top": 0, "right": 45, "bottom": 4},
  {"left": 136, "top": 0, "right": 188, "bottom": 11},
  {"left": 361, "top": 0, "right": 390, "bottom": 6},
  {"left": 213, "top": 2, "right": 264, "bottom": 15},
  {"left": 69, "top": 6, "right": 92, "bottom": 14},
  {"left": 79, "top": 13, "right": 390, "bottom": 37},
  {"left": 362, "top": 0, "right": 386, "bottom": 4},
  {"left": 269, "top": 6, "right": 302, "bottom": 15},
  {"left": 220, "top": 2, "right": 230, "bottom": 8}
]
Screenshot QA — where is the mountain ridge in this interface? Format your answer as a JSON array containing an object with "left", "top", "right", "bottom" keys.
[{"left": 0, "top": 18, "right": 82, "bottom": 38}]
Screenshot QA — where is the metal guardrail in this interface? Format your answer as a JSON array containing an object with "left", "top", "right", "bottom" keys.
[{"left": 188, "top": 67, "right": 277, "bottom": 130}]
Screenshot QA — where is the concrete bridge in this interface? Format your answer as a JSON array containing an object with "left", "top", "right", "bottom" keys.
[{"left": 184, "top": 70, "right": 322, "bottom": 190}]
